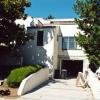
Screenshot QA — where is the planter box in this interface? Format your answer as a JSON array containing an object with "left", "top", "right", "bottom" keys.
[{"left": 17, "top": 67, "right": 49, "bottom": 95}]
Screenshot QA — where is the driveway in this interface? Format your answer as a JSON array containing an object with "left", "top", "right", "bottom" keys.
[{"left": 15, "top": 78, "right": 93, "bottom": 100}]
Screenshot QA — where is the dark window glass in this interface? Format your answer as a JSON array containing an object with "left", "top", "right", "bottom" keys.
[{"left": 37, "top": 31, "right": 43, "bottom": 46}]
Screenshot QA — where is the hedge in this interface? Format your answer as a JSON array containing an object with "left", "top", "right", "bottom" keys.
[{"left": 7, "top": 65, "right": 43, "bottom": 88}]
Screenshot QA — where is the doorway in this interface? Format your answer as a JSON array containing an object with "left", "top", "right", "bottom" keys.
[{"left": 61, "top": 60, "right": 83, "bottom": 78}]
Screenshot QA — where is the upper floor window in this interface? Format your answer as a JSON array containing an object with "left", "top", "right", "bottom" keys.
[
  {"left": 62, "top": 37, "right": 77, "bottom": 50},
  {"left": 37, "top": 31, "right": 44, "bottom": 46}
]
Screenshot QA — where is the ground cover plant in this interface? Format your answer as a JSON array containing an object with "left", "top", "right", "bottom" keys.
[{"left": 7, "top": 65, "right": 43, "bottom": 88}]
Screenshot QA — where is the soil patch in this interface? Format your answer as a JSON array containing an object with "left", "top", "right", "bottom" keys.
[{"left": 0, "top": 83, "right": 19, "bottom": 99}]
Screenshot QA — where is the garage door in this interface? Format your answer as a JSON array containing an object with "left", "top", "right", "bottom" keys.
[{"left": 61, "top": 60, "right": 83, "bottom": 78}]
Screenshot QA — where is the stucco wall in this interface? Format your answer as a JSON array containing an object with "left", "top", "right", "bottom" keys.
[
  {"left": 58, "top": 24, "right": 89, "bottom": 71},
  {"left": 88, "top": 70, "right": 100, "bottom": 100},
  {"left": 24, "top": 24, "right": 89, "bottom": 72},
  {"left": 18, "top": 67, "right": 49, "bottom": 95},
  {"left": 22, "top": 27, "right": 55, "bottom": 70},
  {"left": 60, "top": 25, "right": 80, "bottom": 36},
  {"left": 20, "top": 40, "right": 35, "bottom": 65},
  {"left": 53, "top": 27, "right": 59, "bottom": 69}
]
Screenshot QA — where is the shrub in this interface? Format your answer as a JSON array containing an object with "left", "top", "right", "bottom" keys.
[{"left": 7, "top": 65, "right": 43, "bottom": 88}]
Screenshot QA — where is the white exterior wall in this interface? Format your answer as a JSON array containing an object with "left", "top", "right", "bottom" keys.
[
  {"left": 18, "top": 67, "right": 49, "bottom": 95},
  {"left": 20, "top": 40, "right": 35, "bottom": 65},
  {"left": 22, "top": 23, "right": 89, "bottom": 72},
  {"left": 53, "top": 27, "right": 59, "bottom": 70},
  {"left": 88, "top": 69, "right": 100, "bottom": 100},
  {"left": 4, "top": 18, "right": 89, "bottom": 75},
  {"left": 21, "top": 27, "right": 55, "bottom": 70},
  {"left": 58, "top": 24, "right": 89, "bottom": 71}
]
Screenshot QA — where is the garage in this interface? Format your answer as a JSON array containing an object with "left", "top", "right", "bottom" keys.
[{"left": 61, "top": 60, "right": 83, "bottom": 78}]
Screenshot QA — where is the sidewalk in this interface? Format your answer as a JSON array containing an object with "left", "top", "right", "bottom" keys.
[{"left": 14, "top": 78, "right": 93, "bottom": 100}]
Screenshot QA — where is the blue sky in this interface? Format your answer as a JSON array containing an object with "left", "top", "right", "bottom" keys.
[{"left": 25, "top": 0, "right": 79, "bottom": 18}]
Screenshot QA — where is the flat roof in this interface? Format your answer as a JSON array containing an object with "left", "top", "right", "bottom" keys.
[
  {"left": 27, "top": 25, "right": 56, "bottom": 29},
  {"left": 49, "top": 18, "right": 75, "bottom": 22}
]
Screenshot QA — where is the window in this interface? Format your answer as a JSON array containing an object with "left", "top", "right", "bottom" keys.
[
  {"left": 37, "top": 31, "right": 44, "bottom": 46},
  {"left": 62, "top": 37, "right": 77, "bottom": 50}
]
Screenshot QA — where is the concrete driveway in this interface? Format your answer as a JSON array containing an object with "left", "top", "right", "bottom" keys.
[{"left": 15, "top": 78, "right": 93, "bottom": 100}]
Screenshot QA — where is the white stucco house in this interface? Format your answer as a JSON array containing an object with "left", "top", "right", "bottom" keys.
[
  {"left": 0, "top": 17, "right": 89, "bottom": 78},
  {"left": 19, "top": 18, "right": 89, "bottom": 78}
]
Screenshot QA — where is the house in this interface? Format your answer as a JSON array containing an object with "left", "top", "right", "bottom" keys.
[
  {"left": 0, "top": 17, "right": 89, "bottom": 79},
  {"left": 21, "top": 18, "right": 89, "bottom": 78}
]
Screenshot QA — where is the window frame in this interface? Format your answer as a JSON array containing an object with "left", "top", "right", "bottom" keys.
[{"left": 62, "top": 36, "right": 77, "bottom": 50}]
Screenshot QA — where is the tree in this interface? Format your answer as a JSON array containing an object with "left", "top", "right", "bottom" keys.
[
  {"left": 74, "top": 0, "right": 100, "bottom": 67},
  {"left": 47, "top": 14, "right": 54, "bottom": 19},
  {"left": 0, "top": 0, "right": 32, "bottom": 55}
]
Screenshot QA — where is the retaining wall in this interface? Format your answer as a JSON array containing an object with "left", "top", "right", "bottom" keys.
[
  {"left": 88, "top": 70, "right": 100, "bottom": 100},
  {"left": 17, "top": 67, "right": 49, "bottom": 95}
]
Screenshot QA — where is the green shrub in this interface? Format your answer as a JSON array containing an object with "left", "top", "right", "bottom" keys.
[{"left": 7, "top": 65, "right": 43, "bottom": 88}]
